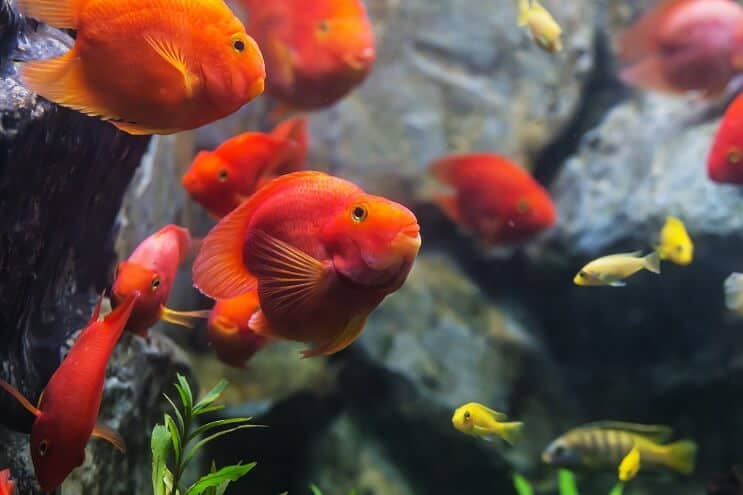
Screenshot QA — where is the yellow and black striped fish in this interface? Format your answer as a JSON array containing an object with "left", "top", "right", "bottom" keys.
[{"left": 541, "top": 421, "right": 697, "bottom": 475}]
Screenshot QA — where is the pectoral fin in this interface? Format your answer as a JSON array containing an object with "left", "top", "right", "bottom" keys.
[
  {"left": 93, "top": 423, "right": 126, "bottom": 453},
  {"left": 144, "top": 35, "right": 199, "bottom": 98},
  {"left": 271, "top": 40, "right": 296, "bottom": 88},
  {"left": 0, "top": 379, "right": 41, "bottom": 418},
  {"left": 301, "top": 313, "right": 368, "bottom": 358}
]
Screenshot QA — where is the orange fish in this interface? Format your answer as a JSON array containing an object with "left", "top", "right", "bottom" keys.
[
  {"left": 192, "top": 171, "right": 421, "bottom": 357},
  {"left": 0, "top": 469, "right": 15, "bottom": 495},
  {"left": 16, "top": 0, "right": 265, "bottom": 135},
  {"left": 207, "top": 291, "right": 271, "bottom": 368},
  {"left": 0, "top": 294, "right": 137, "bottom": 492},
  {"left": 240, "top": 0, "right": 375, "bottom": 110},
  {"left": 112, "top": 225, "right": 209, "bottom": 336},
  {"left": 708, "top": 92, "right": 743, "bottom": 183},
  {"left": 182, "top": 117, "right": 308, "bottom": 218},
  {"left": 429, "top": 153, "right": 556, "bottom": 246},
  {"left": 617, "top": 0, "right": 743, "bottom": 96}
]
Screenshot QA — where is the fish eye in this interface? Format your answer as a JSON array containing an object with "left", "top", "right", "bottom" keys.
[
  {"left": 676, "top": 245, "right": 684, "bottom": 253},
  {"left": 578, "top": 271, "right": 588, "bottom": 278},
  {"left": 351, "top": 205, "right": 368, "bottom": 223},
  {"left": 38, "top": 439, "right": 49, "bottom": 456},
  {"left": 231, "top": 34, "right": 246, "bottom": 54},
  {"left": 217, "top": 169, "right": 229, "bottom": 182},
  {"left": 553, "top": 445, "right": 566, "bottom": 457},
  {"left": 516, "top": 199, "right": 531, "bottom": 214},
  {"left": 151, "top": 277, "right": 161, "bottom": 292},
  {"left": 728, "top": 147, "right": 742, "bottom": 164},
  {"left": 317, "top": 20, "right": 331, "bottom": 33},
  {"left": 463, "top": 411, "right": 471, "bottom": 421}
]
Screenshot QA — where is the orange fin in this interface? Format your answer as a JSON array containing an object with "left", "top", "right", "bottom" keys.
[
  {"left": 103, "top": 293, "right": 139, "bottom": 331},
  {"left": 271, "top": 39, "right": 296, "bottom": 89},
  {"left": 143, "top": 34, "right": 199, "bottom": 98},
  {"left": 270, "top": 116, "right": 308, "bottom": 145},
  {"left": 620, "top": 56, "right": 682, "bottom": 94},
  {"left": 434, "top": 195, "right": 463, "bottom": 224},
  {"left": 301, "top": 313, "right": 368, "bottom": 358},
  {"left": 92, "top": 423, "right": 126, "bottom": 453},
  {"left": 192, "top": 171, "right": 329, "bottom": 299},
  {"left": 0, "top": 379, "right": 41, "bottom": 417},
  {"left": 246, "top": 229, "right": 330, "bottom": 319},
  {"left": 160, "top": 306, "right": 211, "bottom": 328},
  {"left": 86, "top": 292, "right": 105, "bottom": 326},
  {"left": 248, "top": 309, "right": 277, "bottom": 336},
  {"left": 16, "top": 0, "right": 83, "bottom": 29},
  {"left": 111, "top": 121, "right": 181, "bottom": 136}
]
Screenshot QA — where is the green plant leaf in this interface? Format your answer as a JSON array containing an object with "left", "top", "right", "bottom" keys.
[
  {"left": 175, "top": 374, "right": 194, "bottom": 413},
  {"left": 310, "top": 484, "right": 323, "bottom": 495},
  {"left": 608, "top": 483, "right": 625, "bottom": 495},
  {"left": 512, "top": 473, "right": 534, "bottom": 495},
  {"left": 151, "top": 423, "right": 172, "bottom": 495},
  {"left": 558, "top": 469, "right": 580, "bottom": 495},
  {"left": 193, "top": 379, "right": 229, "bottom": 415},
  {"left": 164, "top": 393, "right": 185, "bottom": 435},
  {"left": 165, "top": 414, "right": 183, "bottom": 468},
  {"left": 182, "top": 425, "right": 259, "bottom": 470},
  {"left": 185, "top": 462, "right": 256, "bottom": 495},
  {"left": 348, "top": 489, "right": 357, "bottom": 495},
  {"left": 190, "top": 417, "right": 255, "bottom": 441}
]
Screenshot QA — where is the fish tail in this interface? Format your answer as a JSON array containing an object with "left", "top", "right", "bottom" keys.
[
  {"left": 499, "top": 421, "right": 524, "bottom": 445},
  {"left": 643, "top": 251, "right": 661, "bottom": 274},
  {"left": 664, "top": 439, "right": 697, "bottom": 475},
  {"left": 517, "top": 0, "right": 530, "bottom": 26},
  {"left": 724, "top": 273, "right": 743, "bottom": 311},
  {"left": 16, "top": 0, "right": 87, "bottom": 29}
]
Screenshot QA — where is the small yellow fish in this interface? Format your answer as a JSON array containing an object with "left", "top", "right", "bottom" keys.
[
  {"left": 657, "top": 216, "right": 693, "bottom": 266},
  {"left": 574, "top": 251, "right": 660, "bottom": 287},
  {"left": 618, "top": 444, "right": 641, "bottom": 481},
  {"left": 517, "top": 0, "right": 563, "bottom": 53},
  {"left": 451, "top": 402, "right": 524, "bottom": 445}
]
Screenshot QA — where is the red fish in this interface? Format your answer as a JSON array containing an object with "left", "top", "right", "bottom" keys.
[
  {"left": 207, "top": 291, "right": 271, "bottom": 368},
  {"left": 429, "top": 153, "right": 556, "bottom": 245},
  {"left": 708, "top": 92, "right": 743, "bottom": 183},
  {"left": 192, "top": 171, "right": 421, "bottom": 357},
  {"left": 617, "top": 0, "right": 743, "bottom": 96},
  {"left": 0, "top": 469, "right": 15, "bottom": 495},
  {"left": 0, "top": 294, "right": 137, "bottom": 492},
  {"left": 181, "top": 117, "right": 308, "bottom": 218},
  {"left": 112, "top": 225, "right": 209, "bottom": 336},
  {"left": 16, "top": 0, "right": 265, "bottom": 135},
  {"left": 240, "top": 0, "right": 375, "bottom": 110}
]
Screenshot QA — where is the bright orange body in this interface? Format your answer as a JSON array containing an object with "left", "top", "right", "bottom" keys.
[
  {"left": 0, "top": 469, "right": 15, "bottom": 495},
  {"left": 617, "top": 0, "right": 743, "bottom": 95},
  {"left": 18, "top": 0, "right": 265, "bottom": 134},
  {"left": 240, "top": 0, "right": 375, "bottom": 110},
  {"left": 0, "top": 295, "right": 137, "bottom": 492},
  {"left": 192, "top": 171, "right": 421, "bottom": 357},
  {"left": 182, "top": 117, "right": 308, "bottom": 218},
  {"left": 207, "top": 291, "right": 270, "bottom": 367},
  {"left": 429, "top": 153, "right": 556, "bottom": 246},
  {"left": 112, "top": 225, "right": 191, "bottom": 336},
  {"left": 708, "top": 92, "right": 743, "bottom": 183}
]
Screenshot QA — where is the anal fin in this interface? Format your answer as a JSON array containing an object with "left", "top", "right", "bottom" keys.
[{"left": 301, "top": 313, "right": 368, "bottom": 358}]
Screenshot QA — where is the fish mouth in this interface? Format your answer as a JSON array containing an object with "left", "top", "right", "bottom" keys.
[
  {"left": 391, "top": 223, "right": 422, "bottom": 255},
  {"left": 210, "top": 315, "right": 238, "bottom": 336},
  {"left": 345, "top": 47, "right": 375, "bottom": 71},
  {"left": 246, "top": 76, "right": 265, "bottom": 100}
]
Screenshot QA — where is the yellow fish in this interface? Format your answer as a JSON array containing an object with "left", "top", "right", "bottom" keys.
[
  {"left": 574, "top": 251, "right": 660, "bottom": 287},
  {"left": 451, "top": 402, "right": 523, "bottom": 445},
  {"left": 517, "top": 0, "right": 563, "bottom": 53},
  {"left": 618, "top": 444, "right": 641, "bottom": 481},
  {"left": 657, "top": 217, "right": 693, "bottom": 266}
]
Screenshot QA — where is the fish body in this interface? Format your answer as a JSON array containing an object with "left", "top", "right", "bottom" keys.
[
  {"left": 574, "top": 251, "right": 660, "bottom": 287},
  {"left": 181, "top": 117, "right": 308, "bottom": 218},
  {"left": 0, "top": 469, "right": 15, "bottom": 495},
  {"left": 240, "top": 0, "right": 375, "bottom": 110},
  {"left": 618, "top": 444, "right": 641, "bottom": 481},
  {"left": 428, "top": 153, "right": 556, "bottom": 246},
  {"left": 542, "top": 422, "right": 697, "bottom": 476},
  {"left": 208, "top": 291, "right": 271, "bottom": 368},
  {"left": 192, "top": 171, "right": 421, "bottom": 357},
  {"left": 17, "top": 0, "right": 265, "bottom": 134},
  {"left": 657, "top": 216, "right": 693, "bottom": 265},
  {"left": 451, "top": 402, "right": 524, "bottom": 445},
  {"left": 724, "top": 272, "right": 743, "bottom": 315},
  {"left": 112, "top": 225, "right": 208, "bottom": 336},
  {"left": 708, "top": 92, "right": 743, "bottom": 183},
  {"left": 517, "top": 0, "right": 563, "bottom": 53},
  {"left": 617, "top": 0, "right": 743, "bottom": 96},
  {"left": 0, "top": 294, "right": 137, "bottom": 491}
]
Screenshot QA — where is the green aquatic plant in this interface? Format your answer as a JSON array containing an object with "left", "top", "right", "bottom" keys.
[
  {"left": 557, "top": 469, "right": 579, "bottom": 495},
  {"left": 512, "top": 473, "right": 534, "bottom": 495},
  {"left": 309, "top": 483, "right": 357, "bottom": 495},
  {"left": 151, "top": 374, "right": 259, "bottom": 495},
  {"left": 511, "top": 470, "right": 626, "bottom": 495}
]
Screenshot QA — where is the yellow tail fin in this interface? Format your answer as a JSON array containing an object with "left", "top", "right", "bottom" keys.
[
  {"left": 500, "top": 421, "right": 524, "bottom": 445},
  {"left": 644, "top": 251, "right": 661, "bottom": 274},
  {"left": 664, "top": 440, "right": 697, "bottom": 475}
]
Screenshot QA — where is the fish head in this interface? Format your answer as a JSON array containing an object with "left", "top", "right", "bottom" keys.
[
  {"left": 541, "top": 437, "right": 583, "bottom": 468},
  {"left": 451, "top": 404, "right": 476, "bottom": 433},
  {"left": 112, "top": 261, "right": 168, "bottom": 319},
  {"left": 573, "top": 268, "right": 599, "bottom": 286},
  {"left": 31, "top": 415, "right": 85, "bottom": 491},
  {"left": 707, "top": 108, "right": 743, "bottom": 184},
  {"left": 323, "top": 194, "right": 421, "bottom": 291},
  {"left": 208, "top": 292, "right": 261, "bottom": 338},
  {"left": 669, "top": 240, "right": 693, "bottom": 265},
  {"left": 507, "top": 191, "right": 557, "bottom": 237},
  {"left": 182, "top": 151, "right": 237, "bottom": 205}
]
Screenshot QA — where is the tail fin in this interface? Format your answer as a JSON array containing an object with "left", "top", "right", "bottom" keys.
[
  {"left": 724, "top": 273, "right": 743, "bottom": 312},
  {"left": 500, "top": 421, "right": 524, "bottom": 446},
  {"left": 644, "top": 251, "right": 661, "bottom": 274},
  {"left": 665, "top": 440, "right": 697, "bottom": 475}
]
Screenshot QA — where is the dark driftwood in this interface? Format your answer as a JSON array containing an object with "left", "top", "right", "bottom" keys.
[{"left": 0, "top": 0, "right": 149, "bottom": 433}]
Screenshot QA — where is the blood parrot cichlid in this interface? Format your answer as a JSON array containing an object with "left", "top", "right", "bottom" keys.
[
  {"left": 182, "top": 117, "right": 308, "bottom": 218},
  {"left": 428, "top": 153, "right": 556, "bottom": 246},
  {"left": 0, "top": 294, "right": 138, "bottom": 492},
  {"left": 657, "top": 216, "right": 693, "bottom": 266},
  {"left": 16, "top": 0, "right": 265, "bottom": 135},
  {"left": 451, "top": 402, "right": 524, "bottom": 445},
  {"left": 239, "top": 0, "right": 375, "bottom": 110},
  {"left": 207, "top": 290, "right": 271, "bottom": 368},
  {"left": 192, "top": 171, "right": 421, "bottom": 357},
  {"left": 112, "top": 225, "right": 210, "bottom": 336},
  {"left": 708, "top": 92, "right": 743, "bottom": 184},
  {"left": 617, "top": 0, "right": 743, "bottom": 96},
  {"left": 0, "top": 469, "right": 15, "bottom": 495},
  {"left": 542, "top": 421, "right": 697, "bottom": 476}
]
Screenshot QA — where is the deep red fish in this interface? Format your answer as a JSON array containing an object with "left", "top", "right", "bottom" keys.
[
  {"left": 192, "top": 171, "right": 421, "bottom": 357},
  {"left": 207, "top": 291, "right": 271, "bottom": 368},
  {"left": 181, "top": 117, "right": 308, "bottom": 218},
  {"left": 429, "top": 153, "right": 556, "bottom": 245},
  {"left": 0, "top": 469, "right": 15, "bottom": 495},
  {"left": 112, "top": 225, "right": 209, "bottom": 336},
  {"left": 0, "top": 294, "right": 137, "bottom": 492},
  {"left": 617, "top": 0, "right": 743, "bottom": 96},
  {"left": 708, "top": 92, "right": 743, "bottom": 183},
  {"left": 240, "top": 0, "right": 375, "bottom": 110}
]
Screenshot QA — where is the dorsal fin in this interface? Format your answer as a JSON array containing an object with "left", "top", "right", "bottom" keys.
[
  {"left": 579, "top": 421, "right": 674, "bottom": 443},
  {"left": 86, "top": 291, "right": 105, "bottom": 326}
]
